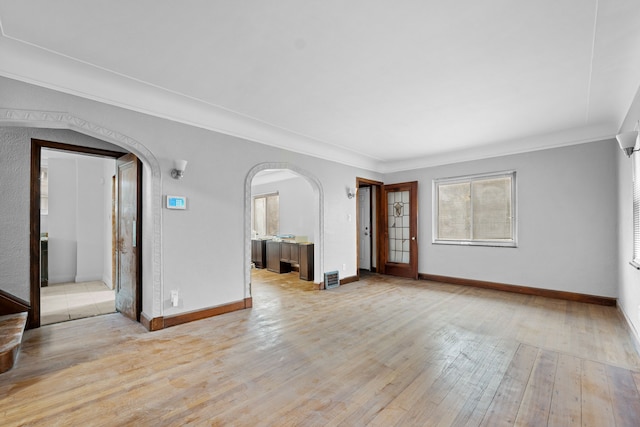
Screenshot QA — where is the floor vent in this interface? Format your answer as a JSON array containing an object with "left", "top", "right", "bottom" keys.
[{"left": 324, "top": 271, "right": 339, "bottom": 289}]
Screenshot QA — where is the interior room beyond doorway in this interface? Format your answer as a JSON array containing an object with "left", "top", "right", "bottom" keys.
[
  {"left": 250, "top": 168, "right": 317, "bottom": 286},
  {"left": 40, "top": 148, "right": 116, "bottom": 325}
]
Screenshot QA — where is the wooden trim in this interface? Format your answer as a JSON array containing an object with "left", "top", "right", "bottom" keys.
[
  {"left": 313, "top": 282, "right": 324, "bottom": 290},
  {"left": 29, "top": 140, "right": 42, "bottom": 328},
  {"left": 134, "top": 156, "right": 143, "bottom": 321},
  {"left": 356, "top": 177, "right": 384, "bottom": 280},
  {"left": 140, "top": 312, "right": 164, "bottom": 332},
  {"left": 0, "top": 289, "right": 31, "bottom": 326},
  {"left": 141, "top": 298, "right": 253, "bottom": 331},
  {"left": 419, "top": 273, "right": 617, "bottom": 306},
  {"left": 340, "top": 275, "right": 359, "bottom": 286},
  {"left": 163, "top": 300, "right": 246, "bottom": 328},
  {"left": 356, "top": 177, "right": 384, "bottom": 187},
  {"left": 31, "top": 139, "right": 127, "bottom": 158},
  {"left": 139, "top": 312, "right": 151, "bottom": 330}
]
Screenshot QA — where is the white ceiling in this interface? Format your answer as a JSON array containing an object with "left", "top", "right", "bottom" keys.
[{"left": 1, "top": 1, "right": 639, "bottom": 172}]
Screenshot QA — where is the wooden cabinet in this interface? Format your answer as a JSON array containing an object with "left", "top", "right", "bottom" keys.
[
  {"left": 251, "top": 239, "right": 267, "bottom": 269},
  {"left": 265, "top": 241, "right": 313, "bottom": 280},
  {"left": 266, "top": 241, "right": 290, "bottom": 273},
  {"left": 289, "top": 243, "right": 300, "bottom": 264},
  {"left": 299, "top": 243, "right": 314, "bottom": 281},
  {"left": 280, "top": 242, "right": 299, "bottom": 264}
]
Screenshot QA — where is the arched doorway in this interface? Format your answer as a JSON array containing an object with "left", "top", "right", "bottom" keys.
[
  {"left": 0, "top": 108, "right": 163, "bottom": 327},
  {"left": 244, "top": 163, "right": 324, "bottom": 301}
]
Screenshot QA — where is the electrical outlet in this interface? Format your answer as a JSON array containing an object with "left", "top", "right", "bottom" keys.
[
  {"left": 171, "top": 290, "right": 179, "bottom": 307},
  {"left": 342, "top": 263, "right": 346, "bottom": 271}
]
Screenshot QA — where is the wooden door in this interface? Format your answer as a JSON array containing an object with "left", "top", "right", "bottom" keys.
[
  {"left": 381, "top": 181, "right": 418, "bottom": 279},
  {"left": 358, "top": 187, "right": 372, "bottom": 270},
  {"left": 115, "top": 153, "right": 142, "bottom": 321}
]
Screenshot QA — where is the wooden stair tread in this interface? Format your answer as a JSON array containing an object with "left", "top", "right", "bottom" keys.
[{"left": 0, "top": 312, "right": 28, "bottom": 374}]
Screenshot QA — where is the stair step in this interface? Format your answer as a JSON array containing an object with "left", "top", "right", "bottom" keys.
[{"left": 0, "top": 312, "right": 28, "bottom": 374}]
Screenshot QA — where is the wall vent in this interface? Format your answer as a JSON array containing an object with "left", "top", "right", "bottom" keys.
[{"left": 324, "top": 271, "right": 339, "bottom": 289}]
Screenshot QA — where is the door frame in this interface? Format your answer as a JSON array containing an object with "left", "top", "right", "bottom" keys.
[
  {"left": 29, "top": 139, "right": 127, "bottom": 328},
  {"left": 356, "top": 177, "right": 383, "bottom": 279},
  {"left": 356, "top": 178, "right": 419, "bottom": 280},
  {"left": 380, "top": 181, "right": 419, "bottom": 279}
]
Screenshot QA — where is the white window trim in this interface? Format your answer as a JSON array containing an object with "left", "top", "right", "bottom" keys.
[{"left": 432, "top": 170, "right": 517, "bottom": 248}]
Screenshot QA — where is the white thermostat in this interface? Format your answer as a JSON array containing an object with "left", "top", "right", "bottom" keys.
[{"left": 166, "top": 195, "right": 187, "bottom": 210}]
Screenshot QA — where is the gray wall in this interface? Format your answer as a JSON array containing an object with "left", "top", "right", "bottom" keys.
[
  {"left": 385, "top": 139, "right": 619, "bottom": 297},
  {"left": 0, "top": 75, "right": 622, "bottom": 324},
  {"left": 0, "top": 76, "right": 381, "bottom": 318},
  {"left": 46, "top": 154, "right": 114, "bottom": 284},
  {"left": 47, "top": 157, "right": 78, "bottom": 283},
  {"left": 251, "top": 175, "right": 316, "bottom": 242}
]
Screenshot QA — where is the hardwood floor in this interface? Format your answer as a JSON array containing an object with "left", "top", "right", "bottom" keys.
[{"left": 2, "top": 270, "right": 640, "bottom": 426}]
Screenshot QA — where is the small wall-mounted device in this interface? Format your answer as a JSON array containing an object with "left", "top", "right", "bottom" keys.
[
  {"left": 166, "top": 195, "right": 187, "bottom": 210},
  {"left": 170, "top": 290, "right": 179, "bottom": 307}
]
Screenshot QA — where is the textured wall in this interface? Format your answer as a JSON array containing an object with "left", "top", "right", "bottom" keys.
[
  {"left": 0, "top": 128, "right": 31, "bottom": 301},
  {"left": 0, "top": 127, "right": 124, "bottom": 302}
]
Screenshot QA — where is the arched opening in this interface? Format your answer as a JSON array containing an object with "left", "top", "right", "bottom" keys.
[
  {"left": 0, "top": 109, "right": 163, "bottom": 325},
  {"left": 244, "top": 163, "right": 324, "bottom": 300}
]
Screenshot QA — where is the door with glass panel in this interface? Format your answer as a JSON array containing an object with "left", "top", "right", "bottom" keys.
[{"left": 381, "top": 181, "right": 418, "bottom": 279}]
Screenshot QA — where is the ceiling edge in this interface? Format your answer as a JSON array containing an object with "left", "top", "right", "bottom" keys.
[
  {"left": 0, "top": 34, "right": 383, "bottom": 172},
  {"left": 0, "top": 33, "right": 623, "bottom": 176},
  {"left": 379, "top": 125, "right": 616, "bottom": 174}
]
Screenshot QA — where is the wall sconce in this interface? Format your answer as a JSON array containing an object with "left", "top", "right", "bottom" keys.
[
  {"left": 171, "top": 159, "right": 188, "bottom": 179},
  {"left": 616, "top": 131, "right": 639, "bottom": 157},
  {"left": 347, "top": 186, "right": 357, "bottom": 199},
  {"left": 617, "top": 121, "right": 640, "bottom": 158}
]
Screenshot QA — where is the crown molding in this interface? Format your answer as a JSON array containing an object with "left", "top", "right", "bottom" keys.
[
  {"left": 0, "top": 33, "right": 620, "bottom": 174},
  {"left": 379, "top": 124, "right": 616, "bottom": 173},
  {"left": 0, "top": 33, "right": 383, "bottom": 172}
]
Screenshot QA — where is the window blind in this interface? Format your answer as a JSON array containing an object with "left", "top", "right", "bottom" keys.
[{"left": 632, "top": 156, "right": 640, "bottom": 268}]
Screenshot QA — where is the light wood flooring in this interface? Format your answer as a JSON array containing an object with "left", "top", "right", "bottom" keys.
[{"left": 2, "top": 270, "right": 640, "bottom": 426}]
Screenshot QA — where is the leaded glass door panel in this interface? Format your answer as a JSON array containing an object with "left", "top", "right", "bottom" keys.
[{"left": 382, "top": 181, "right": 418, "bottom": 279}]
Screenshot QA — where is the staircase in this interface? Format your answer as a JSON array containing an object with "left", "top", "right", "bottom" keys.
[{"left": 0, "top": 312, "right": 28, "bottom": 374}]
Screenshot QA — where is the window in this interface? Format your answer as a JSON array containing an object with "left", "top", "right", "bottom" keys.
[
  {"left": 433, "top": 171, "right": 516, "bottom": 247},
  {"left": 631, "top": 157, "right": 640, "bottom": 268},
  {"left": 252, "top": 192, "right": 279, "bottom": 237}
]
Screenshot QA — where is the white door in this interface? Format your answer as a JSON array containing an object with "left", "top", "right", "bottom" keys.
[{"left": 358, "top": 187, "right": 371, "bottom": 270}]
